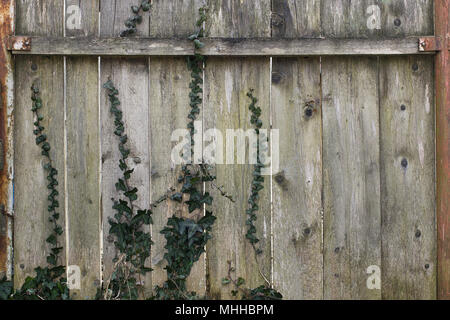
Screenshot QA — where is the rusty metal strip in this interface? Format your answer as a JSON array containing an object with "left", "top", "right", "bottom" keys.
[
  {"left": 418, "top": 36, "right": 442, "bottom": 52},
  {"left": 435, "top": 0, "right": 450, "bottom": 300},
  {"left": 6, "top": 35, "right": 30, "bottom": 51},
  {"left": 0, "top": 0, "right": 14, "bottom": 280}
]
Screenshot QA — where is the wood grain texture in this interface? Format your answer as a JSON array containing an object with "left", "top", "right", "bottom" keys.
[
  {"left": 149, "top": 0, "right": 206, "bottom": 296},
  {"left": 321, "top": 0, "right": 433, "bottom": 38},
  {"left": 149, "top": 0, "right": 205, "bottom": 38},
  {"left": 13, "top": 0, "right": 65, "bottom": 288},
  {"left": 204, "top": 58, "right": 271, "bottom": 299},
  {"left": 271, "top": 0, "right": 321, "bottom": 38},
  {"left": 15, "top": 0, "right": 63, "bottom": 36},
  {"left": 100, "top": 0, "right": 152, "bottom": 297},
  {"left": 322, "top": 57, "right": 381, "bottom": 300},
  {"left": 321, "top": 0, "right": 381, "bottom": 38},
  {"left": 149, "top": 57, "right": 207, "bottom": 295},
  {"left": 377, "top": 1, "right": 435, "bottom": 300},
  {"left": 380, "top": 0, "right": 433, "bottom": 37},
  {"left": 319, "top": 0, "right": 435, "bottom": 300},
  {"left": 100, "top": 58, "right": 151, "bottom": 296},
  {"left": 205, "top": 0, "right": 271, "bottom": 300},
  {"left": 270, "top": 1, "right": 322, "bottom": 300},
  {"left": 10, "top": 0, "right": 439, "bottom": 300},
  {"left": 100, "top": 0, "right": 149, "bottom": 37},
  {"left": 271, "top": 57, "right": 322, "bottom": 299},
  {"left": 379, "top": 56, "right": 436, "bottom": 299},
  {"left": 435, "top": 0, "right": 450, "bottom": 300},
  {"left": 10, "top": 37, "right": 429, "bottom": 57},
  {"left": 207, "top": 0, "right": 271, "bottom": 37},
  {"left": 65, "top": 0, "right": 99, "bottom": 37},
  {"left": 66, "top": 57, "right": 100, "bottom": 299},
  {"left": 321, "top": 0, "right": 382, "bottom": 300},
  {"left": 65, "top": 0, "right": 100, "bottom": 299}
]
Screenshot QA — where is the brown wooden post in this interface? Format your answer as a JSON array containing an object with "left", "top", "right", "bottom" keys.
[
  {"left": 0, "top": 0, "right": 14, "bottom": 280},
  {"left": 436, "top": 0, "right": 450, "bottom": 300}
]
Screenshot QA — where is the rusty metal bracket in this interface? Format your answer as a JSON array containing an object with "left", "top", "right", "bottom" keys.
[
  {"left": 419, "top": 36, "right": 450, "bottom": 52},
  {"left": 418, "top": 36, "right": 442, "bottom": 52},
  {"left": 7, "top": 36, "right": 31, "bottom": 51}
]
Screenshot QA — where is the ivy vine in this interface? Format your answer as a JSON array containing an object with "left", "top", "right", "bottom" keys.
[
  {"left": 0, "top": 4, "right": 284, "bottom": 302},
  {"left": 245, "top": 89, "right": 265, "bottom": 255},
  {"left": 222, "top": 261, "right": 282, "bottom": 300},
  {"left": 120, "top": 0, "right": 152, "bottom": 37}
]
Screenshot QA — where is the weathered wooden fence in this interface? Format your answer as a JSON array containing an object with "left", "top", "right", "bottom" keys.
[{"left": 1, "top": 0, "right": 448, "bottom": 300}]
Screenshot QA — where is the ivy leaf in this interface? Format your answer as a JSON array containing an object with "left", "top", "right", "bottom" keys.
[
  {"left": 47, "top": 254, "right": 57, "bottom": 266},
  {"left": 124, "top": 169, "right": 134, "bottom": 180},
  {"left": 170, "top": 193, "right": 183, "bottom": 203},
  {"left": 103, "top": 80, "right": 115, "bottom": 91},
  {"left": 46, "top": 234, "right": 57, "bottom": 246},
  {"left": 188, "top": 33, "right": 199, "bottom": 41},
  {"left": 193, "top": 39, "right": 204, "bottom": 49},
  {"left": 236, "top": 277, "right": 245, "bottom": 287},
  {"left": 115, "top": 179, "right": 127, "bottom": 192},
  {"left": 125, "top": 187, "right": 138, "bottom": 201},
  {"left": 131, "top": 5, "right": 139, "bottom": 13}
]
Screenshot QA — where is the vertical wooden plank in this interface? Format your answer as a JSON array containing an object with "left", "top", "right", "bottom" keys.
[
  {"left": 0, "top": 0, "right": 14, "bottom": 280},
  {"left": 322, "top": 57, "right": 381, "bottom": 300},
  {"left": 204, "top": 58, "right": 271, "bottom": 299},
  {"left": 271, "top": 0, "right": 323, "bottom": 300},
  {"left": 13, "top": 0, "right": 65, "bottom": 288},
  {"left": 149, "top": 0, "right": 206, "bottom": 296},
  {"left": 271, "top": 58, "right": 322, "bottom": 300},
  {"left": 271, "top": 0, "right": 321, "bottom": 38},
  {"left": 65, "top": 0, "right": 100, "bottom": 299},
  {"left": 321, "top": 0, "right": 382, "bottom": 301},
  {"left": 377, "top": 1, "right": 435, "bottom": 300},
  {"left": 379, "top": 56, "right": 436, "bottom": 299},
  {"left": 100, "top": 0, "right": 151, "bottom": 297},
  {"left": 205, "top": 1, "right": 271, "bottom": 299},
  {"left": 435, "top": 0, "right": 450, "bottom": 300},
  {"left": 149, "top": 57, "right": 205, "bottom": 294}
]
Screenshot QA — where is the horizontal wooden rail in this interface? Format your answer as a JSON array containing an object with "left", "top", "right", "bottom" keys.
[{"left": 7, "top": 36, "right": 437, "bottom": 56}]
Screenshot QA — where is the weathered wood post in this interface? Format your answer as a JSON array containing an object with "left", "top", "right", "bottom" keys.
[
  {"left": 0, "top": 0, "right": 14, "bottom": 281},
  {"left": 435, "top": 0, "right": 450, "bottom": 300}
]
